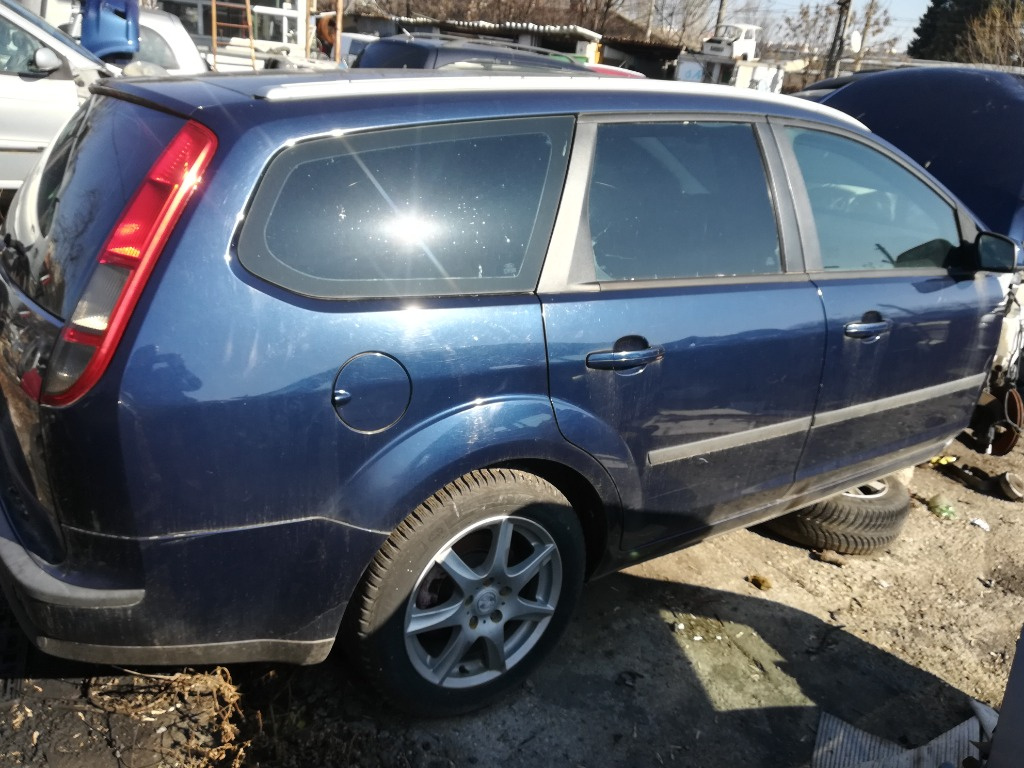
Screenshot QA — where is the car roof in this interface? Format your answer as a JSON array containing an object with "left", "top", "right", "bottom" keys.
[
  {"left": 371, "top": 34, "right": 576, "bottom": 57},
  {"left": 355, "top": 34, "right": 588, "bottom": 71},
  {"left": 793, "top": 70, "right": 887, "bottom": 102},
  {"left": 99, "top": 70, "right": 868, "bottom": 132}
]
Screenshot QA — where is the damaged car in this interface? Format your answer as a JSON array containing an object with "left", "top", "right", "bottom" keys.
[
  {"left": 798, "top": 66, "right": 1024, "bottom": 455},
  {"left": 0, "top": 72, "right": 1019, "bottom": 715}
]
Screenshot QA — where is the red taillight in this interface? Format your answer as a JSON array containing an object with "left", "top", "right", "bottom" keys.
[{"left": 41, "top": 121, "right": 217, "bottom": 407}]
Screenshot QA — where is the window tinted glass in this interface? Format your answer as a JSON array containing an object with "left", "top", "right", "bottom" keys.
[
  {"left": 1, "top": 98, "right": 184, "bottom": 319},
  {"left": 588, "top": 122, "right": 780, "bottom": 281},
  {"left": 240, "top": 117, "right": 573, "bottom": 298},
  {"left": 2, "top": 0, "right": 98, "bottom": 59},
  {"left": 786, "top": 128, "right": 960, "bottom": 270},
  {"left": 137, "top": 25, "right": 179, "bottom": 69},
  {"left": 36, "top": 105, "right": 88, "bottom": 235},
  {"left": 354, "top": 40, "right": 430, "bottom": 68},
  {"left": 0, "top": 15, "right": 40, "bottom": 74},
  {"left": 161, "top": 0, "right": 198, "bottom": 33}
]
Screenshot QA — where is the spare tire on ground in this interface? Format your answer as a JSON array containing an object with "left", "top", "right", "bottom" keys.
[{"left": 765, "top": 475, "right": 911, "bottom": 555}]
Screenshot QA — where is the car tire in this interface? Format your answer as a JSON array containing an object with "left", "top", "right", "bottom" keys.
[
  {"left": 352, "top": 468, "right": 585, "bottom": 716},
  {"left": 766, "top": 475, "right": 911, "bottom": 555}
]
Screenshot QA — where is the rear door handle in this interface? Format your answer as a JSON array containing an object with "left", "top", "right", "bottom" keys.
[
  {"left": 586, "top": 346, "right": 664, "bottom": 371},
  {"left": 844, "top": 320, "right": 892, "bottom": 340}
]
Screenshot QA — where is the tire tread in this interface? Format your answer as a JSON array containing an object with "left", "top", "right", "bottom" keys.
[
  {"left": 766, "top": 476, "right": 911, "bottom": 555},
  {"left": 349, "top": 467, "right": 581, "bottom": 715}
]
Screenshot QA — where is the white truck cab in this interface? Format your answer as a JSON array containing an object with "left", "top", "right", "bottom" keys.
[{"left": 702, "top": 23, "right": 761, "bottom": 60}]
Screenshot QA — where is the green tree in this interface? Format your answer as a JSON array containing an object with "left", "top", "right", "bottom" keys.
[{"left": 907, "top": 0, "right": 990, "bottom": 60}]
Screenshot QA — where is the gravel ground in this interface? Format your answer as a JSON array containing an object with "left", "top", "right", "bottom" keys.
[{"left": 3, "top": 437, "right": 1024, "bottom": 767}]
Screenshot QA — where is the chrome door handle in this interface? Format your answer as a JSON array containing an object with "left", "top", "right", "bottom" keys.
[
  {"left": 586, "top": 346, "right": 664, "bottom": 371},
  {"left": 844, "top": 320, "right": 892, "bottom": 340}
]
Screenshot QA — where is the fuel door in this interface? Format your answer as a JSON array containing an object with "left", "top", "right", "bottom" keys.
[{"left": 332, "top": 352, "right": 411, "bottom": 434}]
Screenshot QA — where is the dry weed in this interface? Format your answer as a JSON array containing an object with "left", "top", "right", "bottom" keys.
[{"left": 86, "top": 666, "right": 249, "bottom": 767}]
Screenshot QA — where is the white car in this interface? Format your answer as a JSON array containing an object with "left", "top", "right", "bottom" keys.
[
  {"left": 0, "top": 0, "right": 112, "bottom": 211},
  {"left": 130, "top": 8, "right": 208, "bottom": 75}
]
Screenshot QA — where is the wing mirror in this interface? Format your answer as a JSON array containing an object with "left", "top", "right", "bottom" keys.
[
  {"left": 976, "top": 232, "right": 1024, "bottom": 273},
  {"left": 32, "top": 48, "right": 61, "bottom": 73}
]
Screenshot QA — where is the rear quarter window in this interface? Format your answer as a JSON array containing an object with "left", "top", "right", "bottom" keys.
[{"left": 238, "top": 116, "right": 574, "bottom": 298}]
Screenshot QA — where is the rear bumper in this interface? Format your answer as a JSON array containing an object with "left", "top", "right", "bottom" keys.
[
  {"left": 0, "top": 499, "right": 386, "bottom": 666},
  {"left": 0, "top": 511, "right": 142, "bottom": 609}
]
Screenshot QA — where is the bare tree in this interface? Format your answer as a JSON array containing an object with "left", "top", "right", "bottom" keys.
[
  {"left": 563, "top": 0, "right": 630, "bottom": 32},
  {"left": 729, "top": 0, "right": 783, "bottom": 45},
  {"left": 644, "top": 0, "right": 716, "bottom": 45},
  {"left": 781, "top": 0, "right": 836, "bottom": 72},
  {"left": 849, "top": 0, "right": 896, "bottom": 67},
  {"left": 474, "top": 0, "right": 544, "bottom": 21},
  {"left": 956, "top": 0, "right": 1024, "bottom": 65}
]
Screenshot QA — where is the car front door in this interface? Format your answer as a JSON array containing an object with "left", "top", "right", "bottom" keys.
[
  {"left": 775, "top": 124, "right": 1006, "bottom": 491},
  {"left": 539, "top": 117, "right": 827, "bottom": 552}
]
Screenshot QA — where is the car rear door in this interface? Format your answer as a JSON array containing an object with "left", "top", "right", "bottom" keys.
[
  {"left": 539, "top": 116, "right": 827, "bottom": 552},
  {"left": 773, "top": 123, "right": 1006, "bottom": 490}
]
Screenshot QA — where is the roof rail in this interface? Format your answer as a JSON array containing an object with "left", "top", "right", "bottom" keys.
[{"left": 383, "top": 31, "right": 580, "bottom": 62}]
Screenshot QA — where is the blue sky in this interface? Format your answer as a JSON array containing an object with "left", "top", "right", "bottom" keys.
[{"left": 882, "top": 0, "right": 929, "bottom": 48}]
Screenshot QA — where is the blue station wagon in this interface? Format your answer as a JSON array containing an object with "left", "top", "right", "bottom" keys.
[{"left": 0, "top": 71, "right": 1018, "bottom": 715}]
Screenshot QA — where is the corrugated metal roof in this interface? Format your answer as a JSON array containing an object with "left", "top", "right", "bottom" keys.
[
  {"left": 440, "top": 20, "right": 602, "bottom": 41},
  {"left": 353, "top": 12, "right": 604, "bottom": 42}
]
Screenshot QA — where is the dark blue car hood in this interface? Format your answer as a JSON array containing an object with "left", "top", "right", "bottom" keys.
[{"left": 820, "top": 67, "right": 1024, "bottom": 242}]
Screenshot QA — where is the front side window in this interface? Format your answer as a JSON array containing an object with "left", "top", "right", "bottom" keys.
[
  {"left": 239, "top": 117, "right": 574, "bottom": 298},
  {"left": 786, "top": 127, "right": 960, "bottom": 271},
  {"left": 588, "top": 121, "right": 781, "bottom": 281},
  {"left": 0, "top": 16, "right": 40, "bottom": 74}
]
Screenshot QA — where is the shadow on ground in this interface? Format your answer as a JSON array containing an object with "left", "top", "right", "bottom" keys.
[
  {"left": 0, "top": 557, "right": 973, "bottom": 768},
  {"left": 228, "top": 571, "right": 970, "bottom": 768}
]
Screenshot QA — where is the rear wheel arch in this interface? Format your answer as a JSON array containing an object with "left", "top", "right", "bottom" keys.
[
  {"left": 500, "top": 458, "right": 613, "bottom": 579},
  {"left": 337, "top": 397, "right": 621, "bottom": 536},
  {"left": 340, "top": 457, "right": 613, "bottom": 629}
]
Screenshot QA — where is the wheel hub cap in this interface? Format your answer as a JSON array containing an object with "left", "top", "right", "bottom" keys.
[{"left": 474, "top": 589, "right": 499, "bottom": 616}]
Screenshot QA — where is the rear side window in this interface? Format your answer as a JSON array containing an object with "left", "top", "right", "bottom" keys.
[
  {"left": 239, "top": 117, "right": 574, "bottom": 298},
  {"left": 2, "top": 97, "right": 185, "bottom": 319},
  {"left": 588, "top": 121, "right": 781, "bottom": 280}
]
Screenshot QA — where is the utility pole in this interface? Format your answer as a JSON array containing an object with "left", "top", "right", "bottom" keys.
[
  {"left": 715, "top": 0, "right": 727, "bottom": 33},
  {"left": 852, "top": 0, "right": 879, "bottom": 71},
  {"left": 823, "top": 0, "right": 851, "bottom": 78}
]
